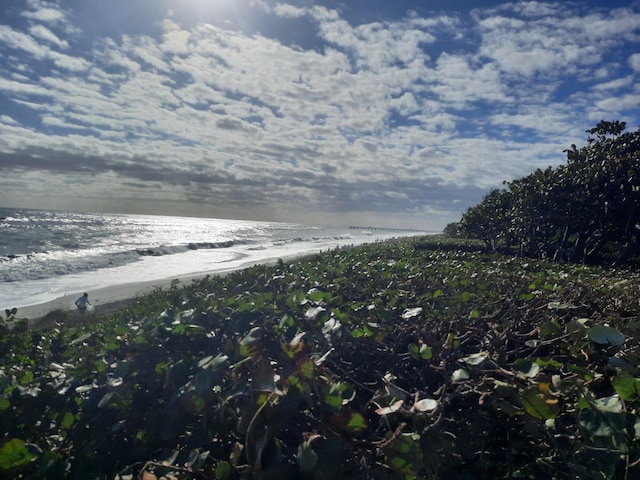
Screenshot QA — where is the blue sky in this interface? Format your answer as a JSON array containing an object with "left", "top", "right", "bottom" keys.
[{"left": 0, "top": 0, "right": 638, "bottom": 229}]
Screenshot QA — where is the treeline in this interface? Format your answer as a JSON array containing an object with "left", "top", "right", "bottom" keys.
[{"left": 447, "top": 120, "right": 640, "bottom": 267}]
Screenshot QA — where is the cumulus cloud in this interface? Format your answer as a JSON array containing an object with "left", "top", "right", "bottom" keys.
[
  {"left": 274, "top": 3, "right": 307, "bottom": 18},
  {"left": 21, "top": 2, "right": 67, "bottom": 24},
  {"left": 0, "top": 0, "right": 638, "bottom": 229},
  {"left": 28, "top": 24, "right": 69, "bottom": 48}
]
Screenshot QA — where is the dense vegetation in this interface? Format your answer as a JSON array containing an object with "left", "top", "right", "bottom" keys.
[
  {"left": 455, "top": 120, "right": 640, "bottom": 267},
  {"left": 2, "top": 237, "right": 640, "bottom": 479}
]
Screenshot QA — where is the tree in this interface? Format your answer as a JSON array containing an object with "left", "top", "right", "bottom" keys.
[
  {"left": 460, "top": 189, "right": 514, "bottom": 251},
  {"left": 442, "top": 221, "right": 461, "bottom": 237},
  {"left": 459, "top": 120, "right": 640, "bottom": 266}
]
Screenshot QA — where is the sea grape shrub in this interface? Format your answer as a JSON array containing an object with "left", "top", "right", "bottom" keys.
[
  {"left": 0, "top": 238, "right": 640, "bottom": 478},
  {"left": 460, "top": 120, "right": 640, "bottom": 267}
]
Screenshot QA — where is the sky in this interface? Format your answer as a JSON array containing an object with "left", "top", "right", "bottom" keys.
[{"left": 0, "top": 0, "right": 639, "bottom": 230}]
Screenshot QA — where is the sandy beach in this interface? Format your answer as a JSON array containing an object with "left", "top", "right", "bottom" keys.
[
  {"left": 16, "top": 277, "right": 174, "bottom": 324},
  {"left": 13, "top": 252, "right": 315, "bottom": 328}
]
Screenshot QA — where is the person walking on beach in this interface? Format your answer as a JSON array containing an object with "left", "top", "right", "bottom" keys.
[{"left": 75, "top": 292, "right": 92, "bottom": 313}]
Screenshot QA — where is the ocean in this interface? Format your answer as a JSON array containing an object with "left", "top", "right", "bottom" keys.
[{"left": 1, "top": 208, "right": 420, "bottom": 310}]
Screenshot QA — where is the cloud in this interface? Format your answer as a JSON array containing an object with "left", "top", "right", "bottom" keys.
[
  {"left": 0, "top": 0, "right": 639, "bottom": 229},
  {"left": 274, "top": 3, "right": 307, "bottom": 18},
  {"left": 28, "top": 24, "right": 69, "bottom": 48},
  {"left": 21, "top": 2, "right": 67, "bottom": 24},
  {"left": 0, "top": 24, "right": 50, "bottom": 59},
  {"left": 472, "top": 4, "right": 640, "bottom": 78}
]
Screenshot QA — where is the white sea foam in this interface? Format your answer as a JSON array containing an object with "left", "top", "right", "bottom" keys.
[{"left": 0, "top": 208, "right": 420, "bottom": 310}]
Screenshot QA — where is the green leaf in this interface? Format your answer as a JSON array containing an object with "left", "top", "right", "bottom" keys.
[
  {"left": 383, "top": 432, "right": 423, "bottom": 476},
  {"left": 408, "top": 343, "right": 432, "bottom": 360},
  {"left": 70, "top": 333, "right": 92, "bottom": 345},
  {"left": 345, "top": 411, "right": 367, "bottom": 433},
  {"left": 593, "top": 395, "right": 623, "bottom": 413},
  {"left": 0, "top": 398, "right": 9, "bottom": 411},
  {"left": 187, "top": 449, "right": 210, "bottom": 471},
  {"left": 20, "top": 371, "right": 34, "bottom": 385},
  {"left": 611, "top": 372, "right": 640, "bottom": 401},
  {"left": 197, "top": 355, "right": 214, "bottom": 368},
  {"left": 513, "top": 358, "right": 540, "bottom": 378},
  {"left": 579, "top": 409, "right": 635, "bottom": 439},
  {"left": 535, "top": 358, "right": 562, "bottom": 368},
  {"left": 253, "top": 360, "right": 276, "bottom": 393},
  {"left": 306, "top": 306, "right": 330, "bottom": 322},
  {"left": 444, "top": 333, "right": 460, "bottom": 350},
  {"left": 547, "top": 301, "right": 575, "bottom": 310},
  {"left": 297, "top": 440, "right": 318, "bottom": 472},
  {"left": 589, "top": 325, "right": 625, "bottom": 346},
  {"left": 194, "top": 370, "right": 221, "bottom": 394},
  {"left": 520, "top": 388, "right": 558, "bottom": 419},
  {"left": 308, "top": 290, "right": 331, "bottom": 303},
  {"left": 240, "top": 327, "right": 262, "bottom": 346},
  {"left": 325, "top": 393, "right": 343, "bottom": 411},
  {"left": 95, "top": 359, "right": 107, "bottom": 373},
  {"left": 98, "top": 391, "right": 115, "bottom": 408},
  {"left": 283, "top": 332, "right": 306, "bottom": 358},
  {"left": 351, "top": 327, "right": 364, "bottom": 338},
  {"left": 539, "top": 321, "right": 563, "bottom": 339},
  {"left": 0, "top": 438, "right": 37, "bottom": 469},
  {"left": 568, "top": 364, "right": 594, "bottom": 381},
  {"left": 298, "top": 359, "right": 314, "bottom": 379},
  {"left": 461, "top": 351, "right": 489, "bottom": 366},
  {"left": 401, "top": 307, "right": 423, "bottom": 319},
  {"left": 61, "top": 412, "right": 75, "bottom": 428},
  {"left": 215, "top": 461, "right": 231, "bottom": 480},
  {"left": 577, "top": 397, "right": 591, "bottom": 410},
  {"left": 75, "top": 384, "right": 94, "bottom": 393},
  {"left": 452, "top": 368, "right": 469, "bottom": 382},
  {"left": 199, "top": 353, "right": 229, "bottom": 371}
]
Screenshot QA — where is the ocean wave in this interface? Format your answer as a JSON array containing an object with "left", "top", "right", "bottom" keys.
[
  {"left": 0, "top": 240, "right": 249, "bottom": 282},
  {"left": 274, "top": 234, "right": 355, "bottom": 245}
]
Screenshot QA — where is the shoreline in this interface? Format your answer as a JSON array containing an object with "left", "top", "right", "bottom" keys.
[{"left": 14, "top": 252, "right": 318, "bottom": 328}]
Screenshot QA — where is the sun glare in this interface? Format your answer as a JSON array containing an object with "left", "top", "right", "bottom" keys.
[
  {"left": 168, "top": 0, "right": 250, "bottom": 26},
  {"left": 175, "top": 0, "right": 236, "bottom": 15}
]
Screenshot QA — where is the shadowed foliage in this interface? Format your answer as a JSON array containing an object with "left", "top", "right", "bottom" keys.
[
  {"left": 1, "top": 237, "right": 640, "bottom": 479},
  {"left": 460, "top": 120, "right": 640, "bottom": 267}
]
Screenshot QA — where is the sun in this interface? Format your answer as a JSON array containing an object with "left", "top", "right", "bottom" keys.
[
  {"left": 168, "top": 0, "right": 251, "bottom": 26},
  {"left": 171, "top": 0, "right": 240, "bottom": 15}
]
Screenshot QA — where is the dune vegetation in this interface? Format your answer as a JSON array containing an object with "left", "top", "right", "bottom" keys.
[
  {"left": 2, "top": 236, "right": 640, "bottom": 479},
  {"left": 453, "top": 120, "right": 640, "bottom": 269}
]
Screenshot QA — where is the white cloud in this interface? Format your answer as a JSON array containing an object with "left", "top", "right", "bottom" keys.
[
  {"left": 274, "top": 3, "right": 307, "bottom": 18},
  {"left": 429, "top": 53, "right": 509, "bottom": 107},
  {"left": 0, "top": 115, "right": 19, "bottom": 125},
  {"left": 21, "top": 3, "right": 66, "bottom": 24},
  {"left": 595, "top": 93, "right": 640, "bottom": 114},
  {"left": 28, "top": 24, "right": 69, "bottom": 49},
  {"left": 473, "top": 4, "right": 640, "bottom": 79},
  {"left": 49, "top": 50, "right": 91, "bottom": 71},
  {"left": 592, "top": 76, "right": 634, "bottom": 91},
  {"left": 0, "top": 77, "right": 49, "bottom": 96},
  {"left": 0, "top": 25, "right": 50, "bottom": 59},
  {"left": 0, "top": 1, "right": 639, "bottom": 229},
  {"left": 161, "top": 19, "right": 192, "bottom": 55}
]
